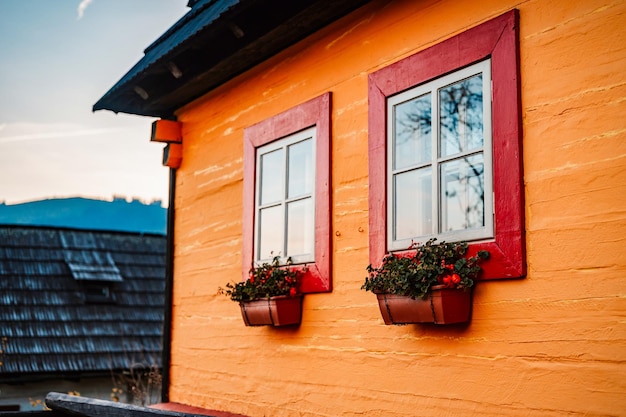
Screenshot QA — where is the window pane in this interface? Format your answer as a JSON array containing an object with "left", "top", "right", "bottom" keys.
[
  {"left": 260, "top": 149, "right": 284, "bottom": 205},
  {"left": 287, "top": 198, "right": 314, "bottom": 257},
  {"left": 393, "top": 93, "right": 431, "bottom": 170},
  {"left": 394, "top": 167, "right": 432, "bottom": 240},
  {"left": 288, "top": 139, "right": 313, "bottom": 198},
  {"left": 439, "top": 74, "right": 484, "bottom": 157},
  {"left": 440, "top": 154, "right": 485, "bottom": 232},
  {"left": 258, "top": 205, "right": 283, "bottom": 260}
]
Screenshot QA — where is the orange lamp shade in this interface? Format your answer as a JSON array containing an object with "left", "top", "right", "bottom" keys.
[
  {"left": 151, "top": 119, "right": 182, "bottom": 143},
  {"left": 163, "top": 143, "right": 182, "bottom": 168}
]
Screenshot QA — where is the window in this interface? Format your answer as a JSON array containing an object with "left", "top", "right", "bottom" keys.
[
  {"left": 243, "top": 93, "right": 331, "bottom": 292},
  {"left": 84, "top": 281, "right": 116, "bottom": 304},
  {"left": 255, "top": 127, "right": 316, "bottom": 264},
  {"left": 388, "top": 60, "right": 493, "bottom": 250},
  {"left": 369, "top": 10, "right": 525, "bottom": 279}
]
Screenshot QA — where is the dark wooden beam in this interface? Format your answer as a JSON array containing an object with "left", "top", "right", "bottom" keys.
[{"left": 44, "top": 392, "right": 211, "bottom": 417}]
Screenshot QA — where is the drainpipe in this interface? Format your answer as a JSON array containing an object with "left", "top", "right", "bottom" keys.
[{"left": 161, "top": 167, "right": 176, "bottom": 403}]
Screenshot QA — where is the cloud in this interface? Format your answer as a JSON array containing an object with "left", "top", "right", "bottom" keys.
[
  {"left": 77, "top": 0, "right": 94, "bottom": 20},
  {"left": 0, "top": 122, "right": 125, "bottom": 144}
]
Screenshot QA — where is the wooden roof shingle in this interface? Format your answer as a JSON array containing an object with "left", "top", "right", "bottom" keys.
[{"left": 0, "top": 225, "right": 166, "bottom": 381}]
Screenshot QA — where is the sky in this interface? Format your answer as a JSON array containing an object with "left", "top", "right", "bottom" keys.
[{"left": 0, "top": 0, "right": 191, "bottom": 207}]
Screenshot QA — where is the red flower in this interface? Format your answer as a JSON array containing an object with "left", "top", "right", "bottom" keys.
[
  {"left": 289, "top": 287, "right": 297, "bottom": 297},
  {"left": 441, "top": 273, "right": 461, "bottom": 288}
]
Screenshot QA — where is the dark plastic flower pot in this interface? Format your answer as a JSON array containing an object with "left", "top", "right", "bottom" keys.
[
  {"left": 376, "top": 286, "right": 471, "bottom": 325},
  {"left": 239, "top": 295, "right": 303, "bottom": 326}
]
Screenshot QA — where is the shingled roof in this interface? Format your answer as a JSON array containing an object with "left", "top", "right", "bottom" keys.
[{"left": 0, "top": 225, "right": 166, "bottom": 381}]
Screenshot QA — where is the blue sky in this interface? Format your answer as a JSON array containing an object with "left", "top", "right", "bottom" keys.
[{"left": 0, "top": 0, "right": 190, "bottom": 206}]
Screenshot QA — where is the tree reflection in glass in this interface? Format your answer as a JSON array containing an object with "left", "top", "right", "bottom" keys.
[
  {"left": 439, "top": 74, "right": 484, "bottom": 157},
  {"left": 390, "top": 70, "right": 487, "bottom": 240},
  {"left": 393, "top": 93, "right": 431, "bottom": 170},
  {"left": 440, "top": 155, "right": 485, "bottom": 232},
  {"left": 438, "top": 74, "right": 485, "bottom": 232}
]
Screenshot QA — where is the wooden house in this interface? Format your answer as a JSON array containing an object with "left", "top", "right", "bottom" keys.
[
  {"left": 0, "top": 226, "right": 166, "bottom": 411},
  {"left": 94, "top": 0, "right": 626, "bottom": 415}
]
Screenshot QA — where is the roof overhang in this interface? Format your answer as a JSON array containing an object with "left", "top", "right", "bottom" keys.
[{"left": 93, "top": 0, "right": 371, "bottom": 118}]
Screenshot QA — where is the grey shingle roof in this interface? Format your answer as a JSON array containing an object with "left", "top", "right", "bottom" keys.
[{"left": 0, "top": 225, "right": 166, "bottom": 381}]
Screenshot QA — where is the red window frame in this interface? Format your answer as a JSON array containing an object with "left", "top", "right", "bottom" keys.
[
  {"left": 368, "top": 10, "right": 525, "bottom": 280},
  {"left": 243, "top": 92, "right": 332, "bottom": 292}
]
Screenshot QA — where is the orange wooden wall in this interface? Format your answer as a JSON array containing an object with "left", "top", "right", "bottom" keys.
[{"left": 167, "top": 0, "right": 626, "bottom": 415}]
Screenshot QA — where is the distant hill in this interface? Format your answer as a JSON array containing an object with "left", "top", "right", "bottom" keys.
[{"left": 0, "top": 197, "right": 167, "bottom": 234}]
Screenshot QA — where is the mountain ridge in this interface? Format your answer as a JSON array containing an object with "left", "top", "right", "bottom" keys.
[{"left": 0, "top": 197, "right": 167, "bottom": 234}]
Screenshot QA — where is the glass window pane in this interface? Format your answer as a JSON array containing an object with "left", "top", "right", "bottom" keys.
[
  {"left": 287, "top": 139, "right": 313, "bottom": 198},
  {"left": 260, "top": 149, "right": 284, "bottom": 205},
  {"left": 393, "top": 93, "right": 431, "bottom": 170},
  {"left": 439, "top": 74, "right": 484, "bottom": 157},
  {"left": 440, "top": 154, "right": 485, "bottom": 232},
  {"left": 394, "top": 167, "right": 432, "bottom": 240},
  {"left": 258, "top": 205, "right": 283, "bottom": 260},
  {"left": 286, "top": 198, "right": 314, "bottom": 257}
]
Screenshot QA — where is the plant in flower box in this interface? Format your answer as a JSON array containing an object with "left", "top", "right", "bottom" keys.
[
  {"left": 219, "top": 256, "right": 303, "bottom": 326},
  {"left": 362, "top": 239, "right": 489, "bottom": 325}
]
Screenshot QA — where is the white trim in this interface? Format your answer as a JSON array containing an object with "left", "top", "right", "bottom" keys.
[{"left": 254, "top": 127, "right": 316, "bottom": 264}]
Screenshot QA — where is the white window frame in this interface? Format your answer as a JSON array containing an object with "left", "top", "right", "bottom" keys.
[
  {"left": 254, "top": 127, "right": 316, "bottom": 264},
  {"left": 386, "top": 59, "right": 494, "bottom": 251}
]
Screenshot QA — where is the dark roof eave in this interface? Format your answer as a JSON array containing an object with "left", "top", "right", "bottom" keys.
[{"left": 93, "top": 0, "right": 371, "bottom": 118}]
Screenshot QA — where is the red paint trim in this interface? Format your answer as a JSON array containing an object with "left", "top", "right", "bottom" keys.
[
  {"left": 243, "top": 93, "right": 332, "bottom": 292},
  {"left": 368, "top": 10, "right": 525, "bottom": 279}
]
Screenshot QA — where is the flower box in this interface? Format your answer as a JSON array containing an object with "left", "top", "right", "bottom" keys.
[
  {"left": 376, "top": 285, "right": 471, "bottom": 325},
  {"left": 363, "top": 239, "right": 487, "bottom": 326},
  {"left": 239, "top": 295, "right": 303, "bottom": 326},
  {"left": 220, "top": 256, "right": 304, "bottom": 327}
]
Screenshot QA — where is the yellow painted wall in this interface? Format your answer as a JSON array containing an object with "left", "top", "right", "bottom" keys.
[{"left": 168, "top": 0, "right": 626, "bottom": 415}]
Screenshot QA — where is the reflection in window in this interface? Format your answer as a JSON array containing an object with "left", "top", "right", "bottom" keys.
[
  {"left": 439, "top": 74, "right": 484, "bottom": 157},
  {"left": 260, "top": 149, "right": 284, "bottom": 205},
  {"left": 394, "top": 93, "right": 432, "bottom": 170},
  {"left": 440, "top": 154, "right": 485, "bottom": 232},
  {"left": 387, "top": 60, "right": 493, "bottom": 249},
  {"left": 255, "top": 128, "right": 316, "bottom": 263},
  {"left": 394, "top": 167, "right": 432, "bottom": 240},
  {"left": 287, "top": 198, "right": 314, "bottom": 257},
  {"left": 288, "top": 139, "right": 313, "bottom": 198},
  {"left": 258, "top": 205, "right": 283, "bottom": 260}
]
